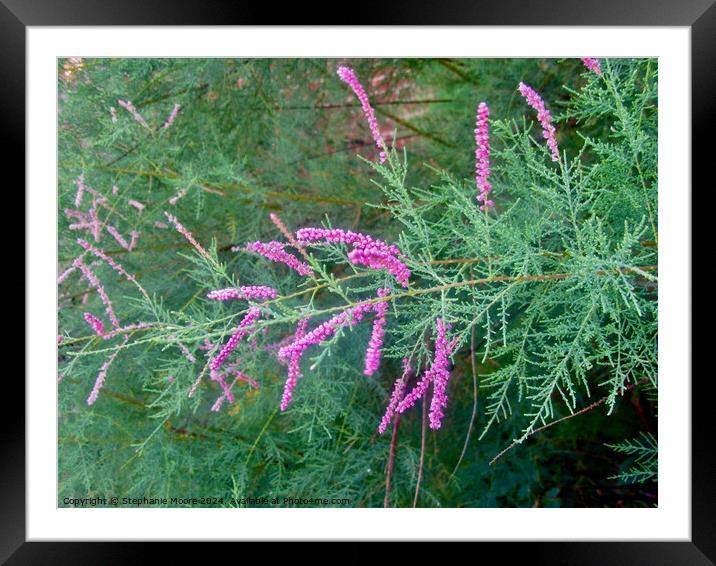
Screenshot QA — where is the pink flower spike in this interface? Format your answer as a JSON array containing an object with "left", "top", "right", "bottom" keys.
[
  {"left": 207, "top": 286, "right": 278, "bottom": 302},
  {"left": 162, "top": 103, "right": 181, "bottom": 129},
  {"left": 164, "top": 212, "right": 211, "bottom": 261},
  {"left": 128, "top": 230, "right": 140, "bottom": 252},
  {"left": 295, "top": 227, "right": 401, "bottom": 257},
  {"left": 210, "top": 368, "right": 235, "bottom": 404},
  {"left": 427, "top": 318, "right": 455, "bottom": 430},
  {"left": 347, "top": 247, "right": 410, "bottom": 288},
  {"left": 378, "top": 358, "right": 412, "bottom": 434},
  {"left": 117, "top": 99, "right": 151, "bottom": 130},
  {"left": 110, "top": 107, "right": 118, "bottom": 123},
  {"left": 83, "top": 312, "right": 106, "bottom": 336},
  {"left": 106, "top": 225, "right": 130, "bottom": 250},
  {"left": 475, "top": 102, "right": 494, "bottom": 209},
  {"left": 280, "top": 318, "right": 310, "bottom": 411},
  {"left": 278, "top": 304, "right": 372, "bottom": 410},
  {"left": 128, "top": 199, "right": 145, "bottom": 212},
  {"left": 74, "top": 175, "right": 86, "bottom": 208},
  {"left": 518, "top": 82, "right": 560, "bottom": 162},
  {"left": 57, "top": 264, "right": 78, "bottom": 284},
  {"left": 210, "top": 307, "right": 263, "bottom": 372},
  {"left": 336, "top": 65, "right": 388, "bottom": 163},
  {"left": 243, "top": 240, "right": 314, "bottom": 277},
  {"left": 581, "top": 58, "right": 602, "bottom": 75},
  {"left": 363, "top": 288, "right": 390, "bottom": 376},
  {"left": 87, "top": 335, "right": 128, "bottom": 405},
  {"left": 73, "top": 257, "right": 120, "bottom": 329}
]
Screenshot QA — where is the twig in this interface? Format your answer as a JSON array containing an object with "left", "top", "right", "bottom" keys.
[
  {"left": 383, "top": 414, "right": 400, "bottom": 508},
  {"left": 489, "top": 377, "right": 651, "bottom": 466},
  {"left": 413, "top": 394, "right": 428, "bottom": 508},
  {"left": 450, "top": 322, "right": 479, "bottom": 480}
]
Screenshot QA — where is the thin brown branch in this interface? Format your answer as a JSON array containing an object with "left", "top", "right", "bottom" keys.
[
  {"left": 489, "top": 377, "right": 651, "bottom": 466},
  {"left": 383, "top": 414, "right": 400, "bottom": 508},
  {"left": 450, "top": 322, "right": 480, "bottom": 479},
  {"left": 413, "top": 395, "right": 428, "bottom": 508}
]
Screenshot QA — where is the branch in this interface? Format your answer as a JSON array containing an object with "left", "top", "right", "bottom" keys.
[{"left": 489, "top": 377, "right": 651, "bottom": 466}]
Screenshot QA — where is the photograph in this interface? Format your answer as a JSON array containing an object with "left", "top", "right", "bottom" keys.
[{"left": 56, "top": 56, "right": 659, "bottom": 509}]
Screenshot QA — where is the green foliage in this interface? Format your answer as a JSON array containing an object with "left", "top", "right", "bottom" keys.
[
  {"left": 607, "top": 432, "right": 658, "bottom": 484},
  {"left": 58, "top": 57, "right": 657, "bottom": 508}
]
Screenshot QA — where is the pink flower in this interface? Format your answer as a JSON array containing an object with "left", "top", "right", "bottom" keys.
[
  {"left": 210, "top": 367, "right": 235, "bottom": 405},
  {"left": 128, "top": 199, "right": 145, "bottom": 212},
  {"left": 210, "top": 307, "right": 263, "bottom": 372},
  {"left": 87, "top": 335, "right": 128, "bottom": 405},
  {"left": 117, "top": 99, "right": 151, "bottom": 130},
  {"left": 73, "top": 257, "right": 120, "bottom": 329},
  {"left": 57, "top": 263, "right": 78, "bottom": 284},
  {"left": 162, "top": 103, "right": 181, "bottom": 129},
  {"left": 378, "top": 358, "right": 412, "bottom": 434},
  {"left": 296, "top": 227, "right": 409, "bottom": 287},
  {"left": 278, "top": 304, "right": 373, "bottom": 410},
  {"left": 128, "top": 230, "right": 140, "bottom": 252},
  {"left": 106, "top": 225, "right": 130, "bottom": 249},
  {"left": 76, "top": 239, "right": 136, "bottom": 283},
  {"left": 110, "top": 107, "right": 117, "bottom": 123},
  {"left": 280, "top": 318, "right": 309, "bottom": 411},
  {"left": 363, "top": 288, "right": 390, "bottom": 376},
  {"left": 336, "top": 65, "right": 387, "bottom": 163},
  {"left": 581, "top": 58, "right": 602, "bottom": 75},
  {"left": 347, "top": 247, "right": 410, "bottom": 288},
  {"left": 164, "top": 212, "right": 211, "bottom": 261},
  {"left": 395, "top": 317, "right": 456, "bottom": 430},
  {"left": 296, "top": 227, "right": 400, "bottom": 256},
  {"left": 242, "top": 240, "right": 314, "bottom": 277},
  {"left": 83, "top": 312, "right": 106, "bottom": 336},
  {"left": 207, "top": 286, "right": 278, "bottom": 302},
  {"left": 74, "top": 175, "right": 86, "bottom": 208},
  {"left": 475, "top": 102, "right": 494, "bottom": 210},
  {"left": 518, "top": 82, "right": 559, "bottom": 162},
  {"left": 427, "top": 318, "right": 456, "bottom": 430}
]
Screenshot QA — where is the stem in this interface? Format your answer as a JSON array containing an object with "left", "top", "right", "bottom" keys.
[
  {"left": 383, "top": 414, "right": 400, "bottom": 508},
  {"left": 450, "top": 323, "right": 479, "bottom": 480},
  {"left": 413, "top": 396, "right": 427, "bottom": 508},
  {"left": 489, "top": 377, "right": 650, "bottom": 466}
]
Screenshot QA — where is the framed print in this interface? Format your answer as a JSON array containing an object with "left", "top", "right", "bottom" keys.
[{"left": 9, "top": 0, "right": 708, "bottom": 560}]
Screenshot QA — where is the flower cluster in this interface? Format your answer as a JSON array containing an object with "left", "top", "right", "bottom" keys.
[
  {"left": 377, "top": 358, "right": 412, "bottom": 434},
  {"left": 393, "top": 318, "right": 456, "bottom": 430},
  {"left": 363, "top": 288, "right": 390, "bottom": 376},
  {"left": 207, "top": 286, "right": 278, "bottom": 302},
  {"left": 162, "top": 103, "right": 181, "bottom": 129},
  {"left": 83, "top": 312, "right": 106, "bottom": 337},
  {"left": 518, "top": 82, "right": 559, "bottom": 162},
  {"left": 581, "top": 58, "right": 602, "bottom": 75},
  {"left": 73, "top": 257, "right": 120, "bottom": 329},
  {"left": 279, "top": 318, "right": 309, "bottom": 411},
  {"left": 296, "top": 227, "right": 410, "bottom": 287},
  {"left": 86, "top": 336, "right": 129, "bottom": 406},
  {"left": 336, "top": 65, "right": 387, "bottom": 163},
  {"left": 117, "top": 99, "right": 150, "bottom": 130},
  {"left": 210, "top": 306, "right": 264, "bottom": 373},
  {"left": 474, "top": 102, "right": 494, "bottom": 210},
  {"left": 243, "top": 240, "right": 314, "bottom": 277},
  {"left": 277, "top": 302, "right": 374, "bottom": 410}
]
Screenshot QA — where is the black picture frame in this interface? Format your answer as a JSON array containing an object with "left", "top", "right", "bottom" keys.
[{"left": 9, "top": 0, "right": 707, "bottom": 560}]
